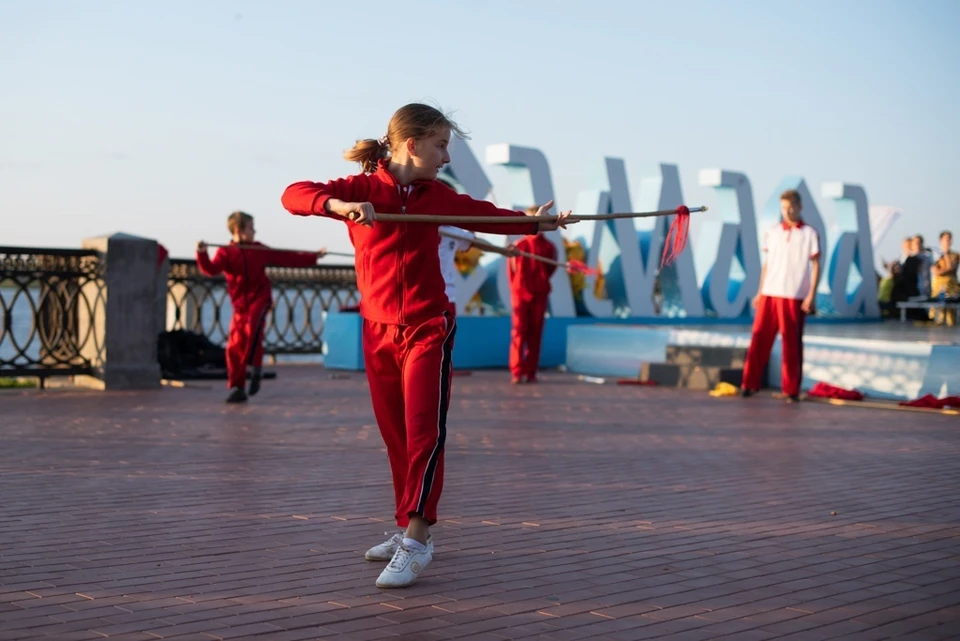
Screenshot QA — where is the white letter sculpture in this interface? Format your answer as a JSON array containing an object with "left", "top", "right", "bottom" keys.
[{"left": 697, "top": 169, "right": 762, "bottom": 318}]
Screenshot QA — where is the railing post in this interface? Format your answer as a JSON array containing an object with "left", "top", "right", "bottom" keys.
[
  {"left": 166, "top": 282, "right": 201, "bottom": 332},
  {"left": 157, "top": 252, "right": 171, "bottom": 333},
  {"left": 78, "top": 233, "right": 163, "bottom": 389},
  {"left": 38, "top": 265, "right": 80, "bottom": 368}
]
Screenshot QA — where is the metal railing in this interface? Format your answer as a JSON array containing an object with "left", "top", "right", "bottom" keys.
[
  {"left": 166, "top": 259, "right": 360, "bottom": 355},
  {"left": 0, "top": 246, "right": 106, "bottom": 383}
]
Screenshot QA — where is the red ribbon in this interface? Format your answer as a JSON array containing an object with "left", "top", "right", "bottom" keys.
[
  {"left": 659, "top": 205, "right": 690, "bottom": 268},
  {"left": 565, "top": 259, "right": 597, "bottom": 276},
  {"left": 899, "top": 394, "right": 960, "bottom": 409}
]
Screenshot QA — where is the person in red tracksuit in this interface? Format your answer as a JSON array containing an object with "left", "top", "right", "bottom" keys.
[
  {"left": 740, "top": 189, "right": 821, "bottom": 403},
  {"left": 281, "top": 103, "right": 572, "bottom": 589},
  {"left": 507, "top": 218, "right": 557, "bottom": 384},
  {"left": 196, "top": 211, "right": 325, "bottom": 404}
]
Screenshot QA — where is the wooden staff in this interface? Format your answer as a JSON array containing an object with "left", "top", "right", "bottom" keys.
[
  {"left": 203, "top": 243, "right": 354, "bottom": 258},
  {"left": 374, "top": 205, "right": 706, "bottom": 225},
  {"left": 403, "top": 204, "right": 700, "bottom": 268},
  {"left": 441, "top": 230, "right": 597, "bottom": 275}
]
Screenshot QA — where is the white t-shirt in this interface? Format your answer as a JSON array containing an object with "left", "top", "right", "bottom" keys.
[
  {"left": 438, "top": 226, "right": 476, "bottom": 303},
  {"left": 760, "top": 222, "right": 820, "bottom": 300}
]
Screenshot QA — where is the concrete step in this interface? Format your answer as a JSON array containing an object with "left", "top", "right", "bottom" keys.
[
  {"left": 665, "top": 345, "right": 748, "bottom": 368},
  {"left": 640, "top": 362, "right": 745, "bottom": 390}
]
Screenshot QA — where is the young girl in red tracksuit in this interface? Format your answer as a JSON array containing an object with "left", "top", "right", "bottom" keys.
[
  {"left": 281, "top": 103, "right": 571, "bottom": 589},
  {"left": 196, "top": 211, "right": 324, "bottom": 404},
  {"left": 508, "top": 223, "right": 558, "bottom": 384}
]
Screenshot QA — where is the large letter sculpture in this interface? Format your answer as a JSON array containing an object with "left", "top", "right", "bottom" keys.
[
  {"left": 572, "top": 187, "right": 616, "bottom": 317},
  {"left": 822, "top": 182, "right": 880, "bottom": 317},
  {"left": 697, "top": 169, "right": 762, "bottom": 318},
  {"left": 438, "top": 136, "right": 879, "bottom": 319},
  {"left": 573, "top": 160, "right": 701, "bottom": 317},
  {"left": 485, "top": 144, "right": 576, "bottom": 317},
  {"left": 635, "top": 163, "right": 703, "bottom": 317},
  {"left": 578, "top": 158, "right": 649, "bottom": 316},
  {"left": 442, "top": 136, "right": 496, "bottom": 314}
]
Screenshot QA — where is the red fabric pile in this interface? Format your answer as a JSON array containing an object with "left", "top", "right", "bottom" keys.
[
  {"left": 808, "top": 382, "right": 864, "bottom": 401},
  {"left": 899, "top": 394, "right": 960, "bottom": 409}
]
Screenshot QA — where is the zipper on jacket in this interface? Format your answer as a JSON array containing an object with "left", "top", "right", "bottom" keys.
[{"left": 397, "top": 185, "right": 412, "bottom": 323}]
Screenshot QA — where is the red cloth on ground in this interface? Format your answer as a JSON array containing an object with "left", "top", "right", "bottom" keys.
[
  {"left": 808, "top": 382, "right": 864, "bottom": 401},
  {"left": 899, "top": 394, "right": 960, "bottom": 409}
]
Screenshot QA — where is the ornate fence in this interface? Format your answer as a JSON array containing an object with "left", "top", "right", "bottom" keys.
[
  {"left": 166, "top": 259, "right": 359, "bottom": 355},
  {"left": 0, "top": 246, "right": 106, "bottom": 384},
  {"left": 1, "top": 246, "right": 358, "bottom": 384}
]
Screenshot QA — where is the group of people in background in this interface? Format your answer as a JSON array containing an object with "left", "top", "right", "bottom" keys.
[{"left": 878, "top": 231, "right": 960, "bottom": 325}]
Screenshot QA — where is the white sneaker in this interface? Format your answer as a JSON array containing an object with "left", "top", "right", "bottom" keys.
[
  {"left": 376, "top": 542, "right": 432, "bottom": 588},
  {"left": 364, "top": 531, "right": 434, "bottom": 561}
]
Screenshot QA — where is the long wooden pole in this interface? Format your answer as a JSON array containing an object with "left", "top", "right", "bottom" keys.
[
  {"left": 440, "top": 231, "right": 595, "bottom": 274},
  {"left": 374, "top": 205, "right": 707, "bottom": 225},
  {"left": 204, "top": 243, "right": 354, "bottom": 258}
]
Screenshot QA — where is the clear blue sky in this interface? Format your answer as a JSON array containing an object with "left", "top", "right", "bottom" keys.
[{"left": 2, "top": 0, "right": 958, "bottom": 265}]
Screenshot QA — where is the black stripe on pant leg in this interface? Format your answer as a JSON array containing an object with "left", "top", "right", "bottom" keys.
[
  {"left": 797, "top": 308, "right": 806, "bottom": 391},
  {"left": 416, "top": 315, "right": 457, "bottom": 516},
  {"left": 244, "top": 307, "right": 269, "bottom": 367}
]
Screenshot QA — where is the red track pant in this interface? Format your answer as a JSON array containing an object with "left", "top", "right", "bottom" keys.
[
  {"left": 741, "top": 295, "right": 806, "bottom": 397},
  {"left": 362, "top": 312, "right": 456, "bottom": 527},
  {"left": 510, "top": 296, "right": 548, "bottom": 380},
  {"left": 226, "top": 305, "right": 269, "bottom": 389}
]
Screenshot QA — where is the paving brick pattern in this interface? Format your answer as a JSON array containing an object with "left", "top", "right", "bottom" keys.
[{"left": 2, "top": 366, "right": 958, "bottom": 640}]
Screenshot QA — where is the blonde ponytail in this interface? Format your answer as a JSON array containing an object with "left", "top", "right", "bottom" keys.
[{"left": 343, "top": 138, "right": 389, "bottom": 173}]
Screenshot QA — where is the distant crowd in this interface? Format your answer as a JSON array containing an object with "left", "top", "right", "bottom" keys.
[{"left": 879, "top": 231, "right": 959, "bottom": 325}]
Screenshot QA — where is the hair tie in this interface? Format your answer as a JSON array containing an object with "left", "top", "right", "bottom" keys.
[{"left": 378, "top": 135, "right": 389, "bottom": 148}]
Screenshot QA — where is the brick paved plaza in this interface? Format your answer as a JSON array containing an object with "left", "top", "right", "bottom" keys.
[{"left": 2, "top": 366, "right": 958, "bottom": 640}]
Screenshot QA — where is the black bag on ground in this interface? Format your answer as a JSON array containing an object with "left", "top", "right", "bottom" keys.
[{"left": 157, "top": 330, "right": 227, "bottom": 379}]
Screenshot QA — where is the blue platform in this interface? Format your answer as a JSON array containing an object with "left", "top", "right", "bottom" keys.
[
  {"left": 323, "top": 313, "right": 960, "bottom": 401},
  {"left": 566, "top": 323, "right": 960, "bottom": 401},
  {"left": 323, "top": 313, "right": 642, "bottom": 371}
]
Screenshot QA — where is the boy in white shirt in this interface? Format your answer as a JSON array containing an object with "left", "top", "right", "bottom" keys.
[{"left": 741, "top": 189, "right": 821, "bottom": 403}]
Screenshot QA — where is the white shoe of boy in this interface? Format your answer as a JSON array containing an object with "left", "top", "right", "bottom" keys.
[
  {"left": 364, "top": 531, "right": 433, "bottom": 561},
  {"left": 375, "top": 540, "right": 432, "bottom": 588}
]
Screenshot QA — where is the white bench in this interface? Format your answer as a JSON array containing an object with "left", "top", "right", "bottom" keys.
[{"left": 897, "top": 300, "right": 960, "bottom": 323}]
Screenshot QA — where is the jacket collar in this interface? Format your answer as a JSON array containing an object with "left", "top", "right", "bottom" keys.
[{"left": 373, "top": 159, "right": 434, "bottom": 189}]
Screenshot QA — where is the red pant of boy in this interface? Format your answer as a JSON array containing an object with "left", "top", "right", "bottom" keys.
[
  {"left": 510, "top": 296, "right": 548, "bottom": 380},
  {"left": 226, "top": 304, "right": 269, "bottom": 389},
  {"left": 363, "top": 313, "right": 456, "bottom": 527},
  {"left": 741, "top": 296, "right": 806, "bottom": 397}
]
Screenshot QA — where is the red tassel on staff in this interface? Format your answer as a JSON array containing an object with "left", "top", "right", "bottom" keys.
[
  {"left": 564, "top": 259, "right": 597, "bottom": 276},
  {"left": 659, "top": 206, "right": 691, "bottom": 268}
]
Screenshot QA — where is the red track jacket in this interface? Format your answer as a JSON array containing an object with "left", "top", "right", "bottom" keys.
[
  {"left": 508, "top": 234, "right": 557, "bottom": 303},
  {"left": 196, "top": 242, "right": 317, "bottom": 314},
  {"left": 281, "top": 161, "right": 539, "bottom": 325}
]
